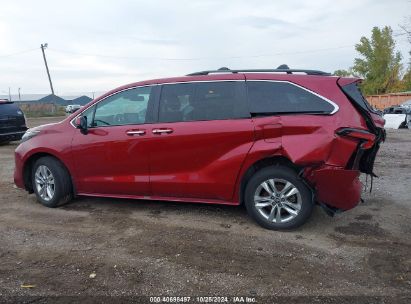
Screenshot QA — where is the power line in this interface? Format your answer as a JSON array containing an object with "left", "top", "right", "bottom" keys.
[
  {"left": 1, "top": 39, "right": 406, "bottom": 62},
  {"left": 0, "top": 47, "right": 38, "bottom": 58},
  {"left": 1, "top": 27, "right": 409, "bottom": 61},
  {"left": 48, "top": 45, "right": 355, "bottom": 61}
]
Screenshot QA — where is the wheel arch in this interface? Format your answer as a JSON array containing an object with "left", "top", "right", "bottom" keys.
[
  {"left": 23, "top": 152, "right": 74, "bottom": 194},
  {"left": 238, "top": 156, "right": 302, "bottom": 205}
]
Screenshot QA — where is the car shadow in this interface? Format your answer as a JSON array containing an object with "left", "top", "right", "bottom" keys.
[
  {"left": 61, "top": 195, "right": 248, "bottom": 217},
  {"left": 0, "top": 141, "right": 20, "bottom": 146},
  {"left": 59, "top": 195, "right": 335, "bottom": 233}
]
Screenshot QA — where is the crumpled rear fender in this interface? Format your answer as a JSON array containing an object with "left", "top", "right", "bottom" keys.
[
  {"left": 234, "top": 115, "right": 364, "bottom": 209},
  {"left": 304, "top": 166, "right": 362, "bottom": 210},
  {"left": 276, "top": 115, "right": 358, "bottom": 168},
  {"left": 268, "top": 117, "right": 362, "bottom": 210}
]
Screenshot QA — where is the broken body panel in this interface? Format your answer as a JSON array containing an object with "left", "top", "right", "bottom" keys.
[{"left": 240, "top": 74, "right": 385, "bottom": 213}]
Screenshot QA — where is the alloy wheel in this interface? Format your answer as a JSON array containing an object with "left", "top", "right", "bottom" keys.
[
  {"left": 34, "top": 165, "right": 55, "bottom": 201},
  {"left": 254, "top": 178, "right": 302, "bottom": 223}
]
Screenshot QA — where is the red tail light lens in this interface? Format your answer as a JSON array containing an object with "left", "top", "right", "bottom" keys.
[{"left": 336, "top": 128, "right": 376, "bottom": 149}]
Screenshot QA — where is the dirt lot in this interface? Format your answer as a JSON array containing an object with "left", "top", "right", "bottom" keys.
[{"left": 0, "top": 117, "right": 410, "bottom": 303}]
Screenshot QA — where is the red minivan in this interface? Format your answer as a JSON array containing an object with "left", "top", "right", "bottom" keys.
[{"left": 14, "top": 67, "right": 385, "bottom": 230}]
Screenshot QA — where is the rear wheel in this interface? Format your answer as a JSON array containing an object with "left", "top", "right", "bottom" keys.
[
  {"left": 32, "top": 156, "right": 72, "bottom": 207},
  {"left": 244, "top": 166, "right": 313, "bottom": 230}
]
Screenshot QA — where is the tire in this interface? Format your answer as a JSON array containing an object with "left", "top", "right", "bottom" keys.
[
  {"left": 31, "top": 156, "right": 73, "bottom": 207},
  {"left": 244, "top": 165, "right": 313, "bottom": 230}
]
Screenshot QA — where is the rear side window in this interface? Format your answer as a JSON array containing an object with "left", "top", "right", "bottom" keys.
[
  {"left": 159, "top": 81, "right": 249, "bottom": 123},
  {"left": 247, "top": 81, "right": 335, "bottom": 114}
]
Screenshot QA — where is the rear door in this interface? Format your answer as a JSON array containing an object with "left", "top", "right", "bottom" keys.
[
  {"left": 71, "top": 85, "right": 158, "bottom": 196},
  {"left": 246, "top": 78, "right": 339, "bottom": 165},
  {"left": 148, "top": 79, "right": 255, "bottom": 202}
]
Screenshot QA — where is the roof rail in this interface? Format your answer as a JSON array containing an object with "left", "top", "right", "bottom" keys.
[{"left": 187, "top": 67, "right": 331, "bottom": 76}]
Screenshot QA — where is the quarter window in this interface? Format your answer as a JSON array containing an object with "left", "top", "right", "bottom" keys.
[
  {"left": 159, "top": 81, "right": 249, "bottom": 123},
  {"left": 247, "top": 81, "right": 335, "bottom": 114},
  {"left": 93, "top": 86, "right": 152, "bottom": 127}
]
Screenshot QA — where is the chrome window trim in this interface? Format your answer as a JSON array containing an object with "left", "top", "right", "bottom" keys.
[
  {"left": 70, "top": 78, "right": 339, "bottom": 128},
  {"left": 246, "top": 80, "right": 339, "bottom": 115}
]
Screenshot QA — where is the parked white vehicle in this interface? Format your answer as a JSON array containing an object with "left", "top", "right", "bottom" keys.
[
  {"left": 65, "top": 104, "right": 82, "bottom": 114},
  {"left": 383, "top": 105, "right": 411, "bottom": 129}
]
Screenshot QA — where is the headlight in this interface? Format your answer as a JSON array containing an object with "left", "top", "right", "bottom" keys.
[{"left": 21, "top": 129, "right": 40, "bottom": 142}]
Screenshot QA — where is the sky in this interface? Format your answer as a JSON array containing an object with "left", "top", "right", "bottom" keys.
[{"left": 0, "top": 0, "right": 410, "bottom": 97}]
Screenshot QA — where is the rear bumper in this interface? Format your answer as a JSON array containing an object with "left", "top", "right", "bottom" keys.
[
  {"left": 305, "top": 166, "right": 362, "bottom": 211},
  {"left": 308, "top": 126, "right": 384, "bottom": 211}
]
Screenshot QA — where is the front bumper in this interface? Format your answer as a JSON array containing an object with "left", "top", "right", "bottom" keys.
[
  {"left": 0, "top": 130, "right": 26, "bottom": 142},
  {"left": 14, "top": 146, "right": 25, "bottom": 189}
]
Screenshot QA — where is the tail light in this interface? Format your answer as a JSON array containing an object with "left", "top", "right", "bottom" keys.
[{"left": 336, "top": 128, "right": 376, "bottom": 149}]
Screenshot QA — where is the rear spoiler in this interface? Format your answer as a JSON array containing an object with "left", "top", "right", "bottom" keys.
[{"left": 337, "top": 77, "right": 361, "bottom": 87}]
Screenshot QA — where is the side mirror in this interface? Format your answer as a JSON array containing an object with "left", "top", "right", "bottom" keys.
[{"left": 74, "top": 116, "right": 88, "bottom": 135}]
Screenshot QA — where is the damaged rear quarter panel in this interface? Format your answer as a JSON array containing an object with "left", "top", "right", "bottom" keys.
[
  {"left": 279, "top": 115, "right": 363, "bottom": 210},
  {"left": 281, "top": 115, "right": 337, "bottom": 165},
  {"left": 279, "top": 115, "right": 364, "bottom": 211},
  {"left": 235, "top": 75, "right": 370, "bottom": 209},
  {"left": 248, "top": 114, "right": 357, "bottom": 168},
  {"left": 234, "top": 114, "right": 360, "bottom": 204},
  {"left": 276, "top": 115, "right": 357, "bottom": 168},
  {"left": 237, "top": 76, "right": 368, "bottom": 209}
]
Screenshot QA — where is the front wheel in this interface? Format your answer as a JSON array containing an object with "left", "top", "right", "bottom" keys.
[
  {"left": 244, "top": 166, "right": 313, "bottom": 230},
  {"left": 32, "top": 156, "right": 73, "bottom": 207}
]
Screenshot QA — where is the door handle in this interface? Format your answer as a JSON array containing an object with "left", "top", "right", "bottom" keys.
[
  {"left": 152, "top": 128, "right": 173, "bottom": 135},
  {"left": 126, "top": 130, "right": 146, "bottom": 136}
]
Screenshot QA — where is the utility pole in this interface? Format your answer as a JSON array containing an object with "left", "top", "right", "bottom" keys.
[
  {"left": 40, "top": 43, "right": 54, "bottom": 95},
  {"left": 8, "top": 87, "right": 11, "bottom": 101},
  {"left": 18, "top": 88, "right": 21, "bottom": 102}
]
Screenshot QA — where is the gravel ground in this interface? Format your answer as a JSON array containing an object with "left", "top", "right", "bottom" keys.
[{"left": 0, "top": 117, "right": 410, "bottom": 303}]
